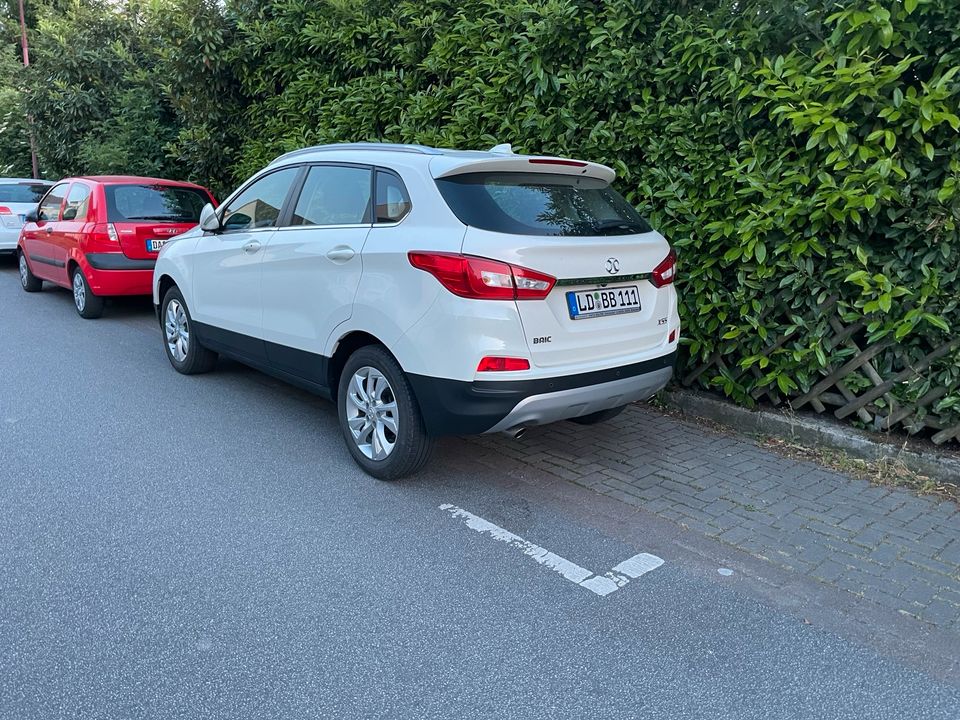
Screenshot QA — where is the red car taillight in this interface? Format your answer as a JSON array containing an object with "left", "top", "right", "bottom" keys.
[
  {"left": 408, "top": 252, "right": 556, "bottom": 300},
  {"left": 90, "top": 223, "right": 120, "bottom": 243},
  {"left": 650, "top": 249, "right": 677, "bottom": 288},
  {"left": 477, "top": 356, "right": 531, "bottom": 372}
]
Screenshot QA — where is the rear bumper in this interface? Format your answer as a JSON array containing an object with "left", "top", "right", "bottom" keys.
[
  {"left": 0, "top": 230, "right": 20, "bottom": 252},
  {"left": 86, "top": 253, "right": 156, "bottom": 271},
  {"left": 84, "top": 253, "right": 155, "bottom": 296},
  {"left": 408, "top": 350, "right": 676, "bottom": 436}
]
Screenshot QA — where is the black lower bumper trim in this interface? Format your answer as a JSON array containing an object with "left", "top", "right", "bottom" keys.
[
  {"left": 86, "top": 253, "right": 156, "bottom": 271},
  {"left": 409, "top": 350, "right": 677, "bottom": 436}
]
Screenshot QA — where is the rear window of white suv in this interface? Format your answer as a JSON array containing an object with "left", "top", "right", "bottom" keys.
[{"left": 435, "top": 172, "right": 652, "bottom": 236}]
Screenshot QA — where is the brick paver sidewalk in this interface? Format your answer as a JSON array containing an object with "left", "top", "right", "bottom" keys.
[{"left": 468, "top": 404, "right": 960, "bottom": 631}]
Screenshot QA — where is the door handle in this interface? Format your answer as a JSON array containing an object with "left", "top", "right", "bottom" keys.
[
  {"left": 242, "top": 240, "right": 261, "bottom": 254},
  {"left": 326, "top": 246, "right": 355, "bottom": 263}
]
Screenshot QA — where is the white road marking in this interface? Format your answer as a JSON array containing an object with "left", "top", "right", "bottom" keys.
[{"left": 439, "top": 504, "right": 664, "bottom": 596}]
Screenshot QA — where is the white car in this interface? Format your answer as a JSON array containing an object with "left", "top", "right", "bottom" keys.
[
  {"left": 0, "top": 178, "right": 54, "bottom": 254},
  {"left": 153, "top": 143, "right": 680, "bottom": 479}
]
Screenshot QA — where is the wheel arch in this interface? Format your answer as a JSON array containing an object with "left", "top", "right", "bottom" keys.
[
  {"left": 157, "top": 273, "right": 178, "bottom": 306},
  {"left": 328, "top": 331, "right": 404, "bottom": 402}
]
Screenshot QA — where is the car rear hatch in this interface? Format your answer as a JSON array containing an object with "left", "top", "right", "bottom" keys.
[
  {"left": 435, "top": 159, "right": 674, "bottom": 369},
  {"left": 461, "top": 227, "right": 672, "bottom": 368},
  {"left": 0, "top": 182, "right": 52, "bottom": 230},
  {"left": 104, "top": 183, "right": 210, "bottom": 260},
  {"left": 112, "top": 221, "right": 200, "bottom": 260},
  {"left": 0, "top": 202, "right": 38, "bottom": 230}
]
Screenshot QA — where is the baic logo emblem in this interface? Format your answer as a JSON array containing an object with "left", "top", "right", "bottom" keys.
[{"left": 605, "top": 257, "right": 620, "bottom": 275}]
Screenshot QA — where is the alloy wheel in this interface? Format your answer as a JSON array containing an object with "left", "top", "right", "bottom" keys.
[
  {"left": 165, "top": 299, "right": 190, "bottom": 362},
  {"left": 345, "top": 366, "right": 398, "bottom": 461},
  {"left": 72, "top": 272, "right": 86, "bottom": 312},
  {"left": 19, "top": 254, "right": 29, "bottom": 288}
]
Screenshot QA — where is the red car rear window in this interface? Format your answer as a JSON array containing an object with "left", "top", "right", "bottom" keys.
[{"left": 104, "top": 184, "right": 210, "bottom": 223}]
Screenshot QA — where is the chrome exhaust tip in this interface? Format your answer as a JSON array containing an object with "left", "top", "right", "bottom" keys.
[{"left": 502, "top": 426, "right": 527, "bottom": 440}]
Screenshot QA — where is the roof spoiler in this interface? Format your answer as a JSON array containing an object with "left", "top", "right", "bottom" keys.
[{"left": 432, "top": 155, "right": 616, "bottom": 183}]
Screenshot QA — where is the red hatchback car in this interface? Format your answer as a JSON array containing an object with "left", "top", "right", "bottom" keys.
[{"left": 17, "top": 176, "right": 216, "bottom": 318}]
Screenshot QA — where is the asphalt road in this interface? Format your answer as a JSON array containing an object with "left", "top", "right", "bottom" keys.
[{"left": 1, "top": 256, "right": 958, "bottom": 720}]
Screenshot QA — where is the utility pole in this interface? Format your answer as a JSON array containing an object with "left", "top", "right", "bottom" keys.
[{"left": 18, "top": 0, "right": 40, "bottom": 179}]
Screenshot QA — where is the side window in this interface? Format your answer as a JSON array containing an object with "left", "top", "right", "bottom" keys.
[
  {"left": 62, "top": 183, "right": 91, "bottom": 222},
  {"left": 38, "top": 183, "right": 69, "bottom": 222},
  {"left": 291, "top": 165, "right": 372, "bottom": 227},
  {"left": 220, "top": 167, "right": 299, "bottom": 232},
  {"left": 375, "top": 171, "right": 411, "bottom": 223}
]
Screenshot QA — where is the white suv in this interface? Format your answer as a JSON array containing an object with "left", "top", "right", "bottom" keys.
[{"left": 153, "top": 143, "right": 680, "bottom": 479}]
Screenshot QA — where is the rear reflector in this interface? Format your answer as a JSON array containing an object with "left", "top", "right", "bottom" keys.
[
  {"left": 528, "top": 158, "right": 588, "bottom": 168},
  {"left": 651, "top": 249, "right": 677, "bottom": 288},
  {"left": 408, "top": 252, "right": 555, "bottom": 300},
  {"left": 477, "top": 356, "right": 530, "bottom": 372},
  {"left": 669, "top": 329, "right": 678, "bottom": 343}
]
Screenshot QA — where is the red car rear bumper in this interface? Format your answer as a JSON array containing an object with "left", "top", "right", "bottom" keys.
[{"left": 84, "top": 253, "right": 155, "bottom": 296}]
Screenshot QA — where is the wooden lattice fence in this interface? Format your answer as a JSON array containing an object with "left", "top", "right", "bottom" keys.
[{"left": 681, "top": 297, "right": 960, "bottom": 447}]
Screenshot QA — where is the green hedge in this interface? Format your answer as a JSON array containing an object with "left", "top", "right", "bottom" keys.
[{"left": 4, "top": 0, "right": 959, "bottom": 436}]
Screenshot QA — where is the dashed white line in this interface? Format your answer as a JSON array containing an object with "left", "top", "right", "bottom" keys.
[{"left": 439, "top": 503, "right": 664, "bottom": 596}]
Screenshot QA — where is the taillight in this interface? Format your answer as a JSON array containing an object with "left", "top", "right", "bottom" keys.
[
  {"left": 91, "top": 223, "right": 119, "bottom": 243},
  {"left": 408, "top": 252, "right": 555, "bottom": 300},
  {"left": 651, "top": 249, "right": 677, "bottom": 288},
  {"left": 0, "top": 206, "right": 11, "bottom": 215},
  {"left": 477, "top": 356, "right": 530, "bottom": 372}
]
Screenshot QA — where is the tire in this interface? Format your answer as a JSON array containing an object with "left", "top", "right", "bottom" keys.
[
  {"left": 161, "top": 286, "right": 217, "bottom": 374},
  {"left": 18, "top": 251, "right": 42, "bottom": 292},
  {"left": 71, "top": 266, "right": 104, "bottom": 319},
  {"left": 570, "top": 405, "right": 627, "bottom": 425},
  {"left": 337, "top": 345, "right": 433, "bottom": 480}
]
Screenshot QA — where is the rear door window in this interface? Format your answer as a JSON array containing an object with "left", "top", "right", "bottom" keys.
[
  {"left": 0, "top": 183, "right": 51, "bottom": 204},
  {"left": 435, "top": 172, "right": 652, "bottom": 236},
  {"left": 38, "top": 183, "right": 69, "bottom": 222},
  {"left": 105, "top": 184, "right": 210, "bottom": 223},
  {"left": 291, "top": 165, "right": 372, "bottom": 227},
  {"left": 63, "top": 183, "right": 91, "bottom": 222}
]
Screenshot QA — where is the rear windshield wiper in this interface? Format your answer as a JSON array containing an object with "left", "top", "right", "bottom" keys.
[{"left": 586, "top": 219, "right": 651, "bottom": 235}]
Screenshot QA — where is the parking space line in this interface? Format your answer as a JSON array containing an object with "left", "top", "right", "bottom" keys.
[{"left": 439, "top": 504, "right": 663, "bottom": 596}]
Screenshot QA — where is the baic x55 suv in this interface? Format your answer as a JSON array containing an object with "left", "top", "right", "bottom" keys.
[{"left": 153, "top": 143, "right": 680, "bottom": 479}]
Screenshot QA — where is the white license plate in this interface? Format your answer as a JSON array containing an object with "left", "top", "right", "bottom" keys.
[
  {"left": 147, "top": 239, "right": 169, "bottom": 252},
  {"left": 566, "top": 285, "right": 642, "bottom": 320}
]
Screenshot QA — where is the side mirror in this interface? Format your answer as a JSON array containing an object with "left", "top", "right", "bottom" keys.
[
  {"left": 25, "top": 208, "right": 38, "bottom": 223},
  {"left": 62, "top": 207, "right": 77, "bottom": 221},
  {"left": 199, "top": 203, "right": 221, "bottom": 232},
  {"left": 222, "top": 212, "right": 252, "bottom": 231}
]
